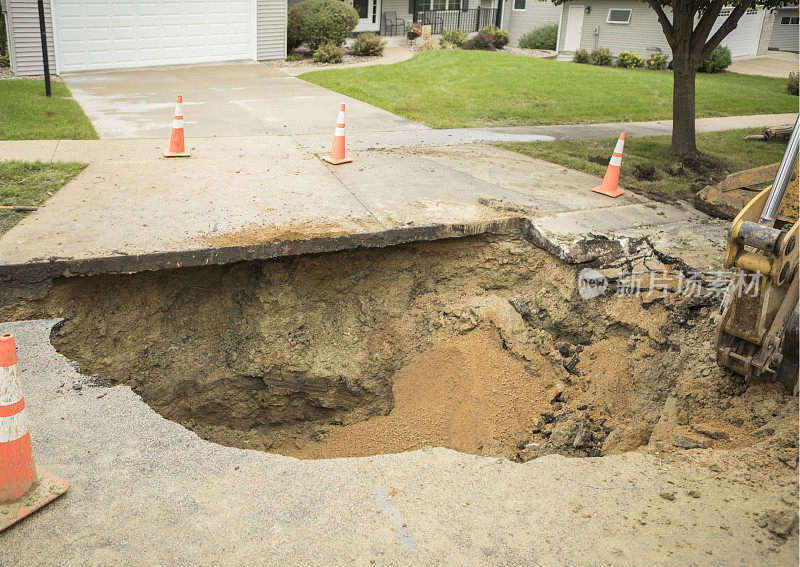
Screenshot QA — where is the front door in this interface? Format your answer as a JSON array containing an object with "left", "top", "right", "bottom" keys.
[
  {"left": 564, "top": 5, "right": 585, "bottom": 52},
  {"left": 353, "top": 0, "right": 380, "bottom": 31}
]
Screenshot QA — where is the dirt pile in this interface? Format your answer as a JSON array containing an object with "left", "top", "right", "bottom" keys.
[{"left": 1, "top": 235, "right": 796, "bottom": 465}]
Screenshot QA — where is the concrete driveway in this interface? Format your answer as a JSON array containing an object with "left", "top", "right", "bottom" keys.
[
  {"left": 63, "top": 61, "right": 426, "bottom": 139},
  {"left": 729, "top": 51, "right": 799, "bottom": 78}
]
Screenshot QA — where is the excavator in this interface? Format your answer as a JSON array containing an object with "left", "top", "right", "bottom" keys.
[{"left": 710, "top": 117, "right": 799, "bottom": 393}]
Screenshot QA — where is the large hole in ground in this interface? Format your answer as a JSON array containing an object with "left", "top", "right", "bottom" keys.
[{"left": 2, "top": 235, "right": 795, "bottom": 461}]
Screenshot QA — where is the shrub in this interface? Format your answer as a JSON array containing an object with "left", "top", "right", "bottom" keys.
[
  {"left": 591, "top": 48, "right": 612, "bottom": 66},
  {"left": 349, "top": 32, "right": 386, "bottom": 56},
  {"left": 440, "top": 28, "right": 468, "bottom": 47},
  {"left": 645, "top": 52, "right": 669, "bottom": 70},
  {"left": 418, "top": 39, "right": 440, "bottom": 51},
  {"left": 0, "top": 54, "right": 9, "bottom": 68},
  {"left": 440, "top": 41, "right": 456, "bottom": 50},
  {"left": 518, "top": 23, "right": 558, "bottom": 50},
  {"left": 698, "top": 45, "right": 731, "bottom": 73},
  {"left": 478, "top": 25, "right": 510, "bottom": 48},
  {"left": 572, "top": 49, "right": 590, "bottom": 64},
  {"left": 461, "top": 32, "right": 498, "bottom": 51},
  {"left": 406, "top": 24, "right": 422, "bottom": 40},
  {"left": 788, "top": 72, "right": 799, "bottom": 96},
  {"left": 289, "top": 0, "right": 358, "bottom": 50},
  {"left": 313, "top": 41, "right": 344, "bottom": 63},
  {"left": 616, "top": 50, "right": 644, "bottom": 68},
  {"left": 286, "top": 52, "right": 307, "bottom": 62}
]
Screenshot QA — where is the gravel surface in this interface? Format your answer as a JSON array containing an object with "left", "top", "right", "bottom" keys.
[
  {"left": 0, "top": 318, "right": 796, "bottom": 565},
  {"left": 0, "top": 67, "right": 62, "bottom": 81}
]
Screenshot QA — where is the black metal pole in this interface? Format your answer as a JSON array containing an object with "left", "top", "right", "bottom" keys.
[
  {"left": 494, "top": 0, "right": 503, "bottom": 28},
  {"left": 412, "top": 0, "right": 418, "bottom": 23},
  {"left": 37, "top": 0, "right": 51, "bottom": 96}
]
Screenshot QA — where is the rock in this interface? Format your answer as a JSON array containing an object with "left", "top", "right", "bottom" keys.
[
  {"left": 757, "top": 510, "right": 799, "bottom": 539},
  {"left": 751, "top": 425, "right": 775, "bottom": 438},
  {"left": 72, "top": 383, "right": 82, "bottom": 391},
  {"left": 670, "top": 432, "right": 710, "bottom": 450},
  {"left": 547, "top": 382, "right": 565, "bottom": 403},
  {"left": 508, "top": 297, "right": 532, "bottom": 319},
  {"left": 601, "top": 422, "right": 653, "bottom": 455},
  {"left": 687, "top": 490, "right": 701, "bottom": 498},
  {"left": 549, "top": 417, "right": 582, "bottom": 449},
  {"left": 690, "top": 423, "right": 730, "bottom": 440},
  {"left": 541, "top": 412, "right": 555, "bottom": 424},
  {"left": 573, "top": 421, "right": 593, "bottom": 448},
  {"left": 660, "top": 491, "right": 676, "bottom": 501}
]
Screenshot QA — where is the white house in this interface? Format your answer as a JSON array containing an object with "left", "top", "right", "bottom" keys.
[{"left": 555, "top": 0, "right": 780, "bottom": 61}]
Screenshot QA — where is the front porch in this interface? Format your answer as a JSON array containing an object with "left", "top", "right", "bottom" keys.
[{"left": 350, "top": 0, "right": 499, "bottom": 36}]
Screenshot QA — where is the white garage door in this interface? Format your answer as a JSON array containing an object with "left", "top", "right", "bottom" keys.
[
  {"left": 53, "top": 0, "right": 253, "bottom": 72},
  {"left": 711, "top": 7, "right": 764, "bottom": 57}
]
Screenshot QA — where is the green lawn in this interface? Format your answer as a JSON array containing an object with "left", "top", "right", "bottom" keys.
[
  {"left": 301, "top": 51, "right": 797, "bottom": 128},
  {"left": 0, "top": 80, "right": 97, "bottom": 140},
  {"left": 500, "top": 129, "right": 787, "bottom": 201},
  {"left": 0, "top": 161, "right": 87, "bottom": 235}
]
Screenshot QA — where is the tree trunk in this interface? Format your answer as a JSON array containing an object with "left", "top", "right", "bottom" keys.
[{"left": 670, "top": 55, "right": 698, "bottom": 156}]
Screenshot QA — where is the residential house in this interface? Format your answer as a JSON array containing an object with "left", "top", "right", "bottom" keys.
[
  {"left": 769, "top": 4, "right": 798, "bottom": 51},
  {"left": 554, "top": 0, "right": 778, "bottom": 61}
]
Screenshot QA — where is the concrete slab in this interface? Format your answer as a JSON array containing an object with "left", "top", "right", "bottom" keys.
[
  {"left": 63, "top": 62, "right": 425, "bottom": 139},
  {"left": 729, "top": 53, "right": 800, "bottom": 78},
  {"left": 0, "top": 318, "right": 795, "bottom": 566}
]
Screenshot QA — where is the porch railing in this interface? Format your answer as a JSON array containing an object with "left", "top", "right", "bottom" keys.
[{"left": 380, "top": 8, "right": 497, "bottom": 36}]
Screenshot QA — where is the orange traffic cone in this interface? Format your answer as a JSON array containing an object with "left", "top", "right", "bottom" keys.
[
  {"left": 323, "top": 103, "right": 352, "bottom": 165},
  {"left": 163, "top": 95, "right": 191, "bottom": 158},
  {"left": 0, "top": 333, "right": 69, "bottom": 532},
  {"left": 591, "top": 132, "right": 626, "bottom": 198}
]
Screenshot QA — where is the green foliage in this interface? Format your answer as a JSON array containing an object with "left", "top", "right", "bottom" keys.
[
  {"left": 518, "top": 24, "right": 558, "bottom": 50},
  {"left": 698, "top": 45, "right": 731, "bottom": 73},
  {"left": 440, "top": 41, "right": 457, "bottom": 50},
  {"left": 406, "top": 24, "right": 422, "bottom": 39},
  {"left": 349, "top": 32, "right": 386, "bottom": 56},
  {"left": 313, "top": 41, "right": 344, "bottom": 63},
  {"left": 440, "top": 28, "right": 468, "bottom": 47},
  {"left": 616, "top": 51, "right": 644, "bottom": 68},
  {"left": 418, "top": 39, "right": 440, "bottom": 52},
  {"left": 591, "top": 48, "right": 612, "bottom": 66},
  {"left": 288, "top": 0, "right": 358, "bottom": 50},
  {"left": 478, "top": 25, "right": 510, "bottom": 48},
  {"left": 461, "top": 32, "right": 498, "bottom": 51},
  {"left": 788, "top": 72, "right": 799, "bottom": 96},
  {"left": 0, "top": 55, "right": 9, "bottom": 68},
  {"left": 572, "top": 49, "right": 590, "bottom": 63},
  {"left": 286, "top": 52, "right": 307, "bottom": 62},
  {"left": 646, "top": 52, "right": 669, "bottom": 70}
]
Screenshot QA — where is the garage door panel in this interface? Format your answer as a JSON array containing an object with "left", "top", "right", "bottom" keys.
[
  {"left": 710, "top": 8, "right": 762, "bottom": 57},
  {"left": 54, "top": 0, "right": 253, "bottom": 72}
]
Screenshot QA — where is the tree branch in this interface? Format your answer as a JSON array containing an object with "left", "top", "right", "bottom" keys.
[
  {"left": 690, "top": 0, "right": 724, "bottom": 53},
  {"left": 647, "top": 0, "right": 677, "bottom": 49},
  {"left": 699, "top": 1, "right": 752, "bottom": 61}
]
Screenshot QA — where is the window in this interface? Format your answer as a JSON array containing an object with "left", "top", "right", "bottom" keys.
[
  {"left": 781, "top": 16, "right": 799, "bottom": 24},
  {"left": 513, "top": 0, "right": 526, "bottom": 10},
  {"left": 430, "top": 0, "right": 461, "bottom": 9},
  {"left": 606, "top": 9, "right": 631, "bottom": 23}
]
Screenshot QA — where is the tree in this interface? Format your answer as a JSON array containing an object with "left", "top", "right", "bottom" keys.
[{"left": 549, "top": 0, "right": 791, "bottom": 155}]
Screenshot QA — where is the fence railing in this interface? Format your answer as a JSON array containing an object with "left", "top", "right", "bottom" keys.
[{"left": 380, "top": 8, "right": 497, "bottom": 36}]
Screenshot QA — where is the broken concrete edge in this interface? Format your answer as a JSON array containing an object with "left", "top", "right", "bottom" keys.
[{"left": 0, "top": 217, "right": 634, "bottom": 306}]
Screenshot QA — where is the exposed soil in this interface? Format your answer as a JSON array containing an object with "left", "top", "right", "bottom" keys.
[{"left": 1, "top": 235, "right": 796, "bottom": 470}]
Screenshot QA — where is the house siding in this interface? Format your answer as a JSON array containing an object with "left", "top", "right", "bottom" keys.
[
  {"left": 257, "top": 0, "right": 287, "bottom": 59},
  {"left": 770, "top": 6, "right": 799, "bottom": 51},
  {"left": 5, "top": 0, "right": 55, "bottom": 76},
  {"left": 505, "top": 0, "right": 561, "bottom": 47}
]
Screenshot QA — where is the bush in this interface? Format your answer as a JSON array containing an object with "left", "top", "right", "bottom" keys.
[
  {"left": 289, "top": 0, "right": 358, "bottom": 50},
  {"left": 349, "top": 32, "right": 386, "bottom": 56},
  {"left": 418, "top": 39, "right": 440, "bottom": 52},
  {"left": 591, "top": 48, "right": 612, "bottom": 66},
  {"left": 518, "top": 23, "right": 558, "bottom": 50},
  {"left": 572, "top": 49, "right": 590, "bottom": 64},
  {"left": 440, "top": 41, "right": 456, "bottom": 50},
  {"left": 0, "top": 54, "right": 9, "bottom": 68},
  {"left": 645, "top": 52, "right": 669, "bottom": 70},
  {"left": 440, "top": 28, "right": 468, "bottom": 47},
  {"left": 698, "top": 45, "right": 731, "bottom": 73},
  {"left": 286, "top": 52, "right": 307, "bottom": 62},
  {"left": 478, "top": 25, "right": 510, "bottom": 48},
  {"left": 616, "top": 50, "right": 644, "bottom": 69},
  {"left": 788, "top": 72, "right": 799, "bottom": 96},
  {"left": 461, "top": 32, "right": 498, "bottom": 51},
  {"left": 313, "top": 41, "right": 344, "bottom": 63}
]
